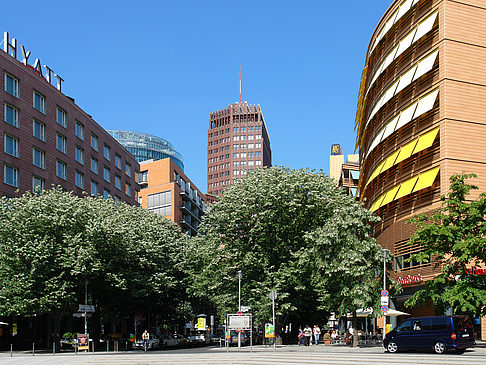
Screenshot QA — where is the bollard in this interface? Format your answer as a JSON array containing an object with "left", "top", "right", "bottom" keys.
[
  {"left": 53, "top": 342, "right": 55, "bottom": 355},
  {"left": 10, "top": 343, "right": 12, "bottom": 357},
  {"left": 125, "top": 340, "right": 128, "bottom": 351},
  {"left": 33, "top": 342, "right": 35, "bottom": 355},
  {"left": 106, "top": 340, "right": 109, "bottom": 352}
]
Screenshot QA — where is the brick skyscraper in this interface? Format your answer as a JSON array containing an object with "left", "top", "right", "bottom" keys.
[{"left": 207, "top": 102, "right": 271, "bottom": 197}]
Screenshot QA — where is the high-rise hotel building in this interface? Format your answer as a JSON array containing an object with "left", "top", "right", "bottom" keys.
[
  {"left": 207, "top": 102, "right": 271, "bottom": 196},
  {"left": 356, "top": 0, "right": 486, "bottom": 333},
  {"left": 1, "top": 32, "right": 139, "bottom": 205}
]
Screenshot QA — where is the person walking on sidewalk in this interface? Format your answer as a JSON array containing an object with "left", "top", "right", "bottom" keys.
[
  {"left": 303, "top": 325, "right": 312, "bottom": 346},
  {"left": 313, "top": 325, "right": 321, "bottom": 345}
]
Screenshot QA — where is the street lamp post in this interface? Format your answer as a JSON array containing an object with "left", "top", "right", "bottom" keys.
[
  {"left": 382, "top": 249, "right": 390, "bottom": 341},
  {"left": 237, "top": 270, "right": 242, "bottom": 348}
]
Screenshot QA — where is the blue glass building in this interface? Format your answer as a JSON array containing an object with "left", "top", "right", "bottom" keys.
[{"left": 107, "top": 130, "right": 184, "bottom": 171}]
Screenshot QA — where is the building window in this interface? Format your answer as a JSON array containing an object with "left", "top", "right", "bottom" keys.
[
  {"left": 240, "top": 152, "right": 247, "bottom": 158},
  {"left": 147, "top": 190, "right": 171, "bottom": 216},
  {"left": 56, "top": 160, "right": 67, "bottom": 179},
  {"left": 33, "top": 91, "right": 46, "bottom": 113},
  {"left": 256, "top": 151, "right": 261, "bottom": 157},
  {"left": 233, "top": 144, "right": 239, "bottom": 150},
  {"left": 75, "top": 121, "right": 84, "bottom": 140},
  {"left": 56, "top": 134, "right": 67, "bottom": 154},
  {"left": 33, "top": 119, "right": 45, "bottom": 141},
  {"left": 125, "top": 183, "right": 131, "bottom": 197},
  {"left": 125, "top": 162, "right": 131, "bottom": 177},
  {"left": 57, "top": 107, "right": 67, "bottom": 127},
  {"left": 248, "top": 135, "right": 254, "bottom": 140},
  {"left": 256, "top": 160, "right": 262, "bottom": 166},
  {"left": 90, "top": 157, "right": 98, "bottom": 174},
  {"left": 75, "top": 171, "right": 84, "bottom": 189},
  {"left": 241, "top": 127, "right": 246, "bottom": 132},
  {"left": 33, "top": 148, "right": 46, "bottom": 169},
  {"left": 32, "top": 176, "right": 45, "bottom": 192},
  {"left": 5, "top": 73, "right": 19, "bottom": 97},
  {"left": 4, "top": 104, "right": 19, "bottom": 127},
  {"left": 4, "top": 135, "right": 19, "bottom": 157},
  {"left": 103, "top": 166, "right": 111, "bottom": 182},
  {"left": 248, "top": 160, "right": 255, "bottom": 166},
  {"left": 138, "top": 196, "right": 143, "bottom": 205},
  {"left": 115, "top": 154, "right": 121, "bottom": 169},
  {"left": 241, "top": 135, "right": 247, "bottom": 140},
  {"left": 256, "top": 134, "right": 262, "bottom": 139},
  {"left": 103, "top": 145, "right": 111, "bottom": 160},
  {"left": 90, "top": 180, "right": 98, "bottom": 196},
  {"left": 255, "top": 143, "right": 262, "bottom": 148},
  {"left": 233, "top": 170, "right": 239, "bottom": 175},
  {"left": 241, "top": 144, "right": 247, "bottom": 149},
  {"left": 233, "top": 161, "right": 239, "bottom": 166},
  {"left": 91, "top": 134, "right": 98, "bottom": 151},
  {"left": 139, "top": 170, "right": 148, "bottom": 183},
  {"left": 75, "top": 146, "right": 84, "bottom": 165},
  {"left": 103, "top": 189, "right": 110, "bottom": 199},
  {"left": 115, "top": 175, "right": 121, "bottom": 190},
  {"left": 4, "top": 165, "right": 19, "bottom": 187}
]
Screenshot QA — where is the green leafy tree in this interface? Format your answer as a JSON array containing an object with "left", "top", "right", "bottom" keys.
[
  {"left": 187, "top": 167, "right": 383, "bottom": 344},
  {"left": 405, "top": 174, "right": 486, "bottom": 316},
  {"left": 0, "top": 188, "right": 187, "bottom": 349}
]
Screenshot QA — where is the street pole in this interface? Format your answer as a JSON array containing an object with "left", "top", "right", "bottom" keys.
[
  {"left": 272, "top": 294, "right": 276, "bottom": 350},
  {"left": 84, "top": 279, "right": 88, "bottom": 336},
  {"left": 382, "top": 249, "right": 389, "bottom": 341},
  {"left": 237, "top": 270, "right": 242, "bottom": 349}
]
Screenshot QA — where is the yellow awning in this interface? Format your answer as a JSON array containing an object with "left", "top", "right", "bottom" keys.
[
  {"left": 379, "top": 184, "right": 402, "bottom": 207},
  {"left": 365, "top": 159, "right": 386, "bottom": 187},
  {"left": 413, "top": 127, "right": 439, "bottom": 154},
  {"left": 370, "top": 194, "right": 386, "bottom": 212},
  {"left": 412, "top": 166, "right": 440, "bottom": 193},
  {"left": 394, "top": 176, "right": 419, "bottom": 200},
  {"left": 381, "top": 149, "right": 401, "bottom": 172},
  {"left": 394, "top": 138, "right": 418, "bottom": 165}
]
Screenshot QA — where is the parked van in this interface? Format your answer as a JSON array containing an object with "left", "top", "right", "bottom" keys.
[{"left": 384, "top": 315, "right": 475, "bottom": 354}]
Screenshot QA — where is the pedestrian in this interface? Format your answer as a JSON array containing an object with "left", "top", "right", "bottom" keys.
[
  {"left": 298, "top": 329, "right": 305, "bottom": 346},
  {"left": 313, "top": 325, "right": 321, "bottom": 345},
  {"left": 142, "top": 330, "right": 149, "bottom": 351},
  {"left": 303, "top": 325, "right": 312, "bottom": 346}
]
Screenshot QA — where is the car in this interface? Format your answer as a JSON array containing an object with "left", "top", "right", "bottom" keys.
[
  {"left": 229, "top": 330, "right": 249, "bottom": 346},
  {"left": 161, "top": 334, "right": 185, "bottom": 348},
  {"left": 186, "top": 331, "right": 210, "bottom": 346},
  {"left": 384, "top": 315, "right": 475, "bottom": 354},
  {"left": 134, "top": 334, "right": 160, "bottom": 350}
]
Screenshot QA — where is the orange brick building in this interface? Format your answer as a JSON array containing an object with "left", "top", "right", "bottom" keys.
[{"left": 138, "top": 158, "right": 206, "bottom": 236}]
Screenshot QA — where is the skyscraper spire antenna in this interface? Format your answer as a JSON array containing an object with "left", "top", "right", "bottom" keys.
[{"left": 239, "top": 64, "right": 242, "bottom": 103}]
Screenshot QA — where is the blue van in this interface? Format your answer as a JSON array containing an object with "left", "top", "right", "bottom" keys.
[{"left": 384, "top": 315, "right": 475, "bottom": 354}]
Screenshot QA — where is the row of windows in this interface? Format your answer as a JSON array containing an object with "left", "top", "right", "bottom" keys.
[
  {"left": 3, "top": 73, "right": 134, "bottom": 177},
  {"left": 208, "top": 163, "right": 230, "bottom": 172},
  {"left": 232, "top": 160, "right": 262, "bottom": 167},
  {"left": 233, "top": 126, "right": 261, "bottom": 133},
  {"left": 3, "top": 162, "right": 134, "bottom": 198},
  {"left": 3, "top": 132, "right": 131, "bottom": 182},
  {"left": 208, "top": 171, "right": 230, "bottom": 179},
  {"left": 208, "top": 128, "right": 230, "bottom": 138},
  {"left": 232, "top": 135, "right": 262, "bottom": 141}
]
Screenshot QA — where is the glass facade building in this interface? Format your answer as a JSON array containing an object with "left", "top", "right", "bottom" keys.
[{"left": 107, "top": 130, "right": 184, "bottom": 171}]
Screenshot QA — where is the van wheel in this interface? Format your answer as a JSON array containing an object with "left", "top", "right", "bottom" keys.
[
  {"left": 387, "top": 341, "right": 398, "bottom": 353},
  {"left": 433, "top": 341, "right": 446, "bottom": 354}
]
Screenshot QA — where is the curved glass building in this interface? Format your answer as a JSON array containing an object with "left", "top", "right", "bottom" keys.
[{"left": 107, "top": 130, "right": 184, "bottom": 171}]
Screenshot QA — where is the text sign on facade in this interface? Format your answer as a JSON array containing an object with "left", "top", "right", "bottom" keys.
[{"left": 228, "top": 314, "right": 251, "bottom": 330}]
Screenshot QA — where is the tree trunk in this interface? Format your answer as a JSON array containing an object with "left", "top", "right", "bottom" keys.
[{"left": 352, "top": 311, "right": 358, "bottom": 348}]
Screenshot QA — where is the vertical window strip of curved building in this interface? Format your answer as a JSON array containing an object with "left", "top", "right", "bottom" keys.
[{"left": 107, "top": 130, "right": 184, "bottom": 171}]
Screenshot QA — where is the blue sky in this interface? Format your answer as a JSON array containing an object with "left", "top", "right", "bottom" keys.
[{"left": 3, "top": 0, "right": 392, "bottom": 191}]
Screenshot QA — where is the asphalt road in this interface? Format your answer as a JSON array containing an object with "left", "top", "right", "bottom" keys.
[{"left": 1, "top": 345, "right": 485, "bottom": 364}]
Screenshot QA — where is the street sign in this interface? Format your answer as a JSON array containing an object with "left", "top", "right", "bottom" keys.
[
  {"left": 73, "top": 313, "right": 92, "bottom": 318},
  {"left": 381, "top": 305, "right": 389, "bottom": 313},
  {"left": 241, "top": 305, "right": 251, "bottom": 312},
  {"left": 78, "top": 304, "right": 95, "bottom": 313},
  {"left": 77, "top": 334, "right": 89, "bottom": 351},
  {"left": 228, "top": 314, "right": 251, "bottom": 330},
  {"left": 269, "top": 290, "right": 277, "bottom": 300},
  {"left": 380, "top": 296, "right": 389, "bottom": 306},
  {"left": 381, "top": 289, "right": 389, "bottom": 297}
]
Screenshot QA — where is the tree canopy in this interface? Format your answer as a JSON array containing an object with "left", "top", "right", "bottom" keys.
[
  {"left": 186, "top": 167, "right": 384, "bottom": 330},
  {"left": 405, "top": 174, "right": 486, "bottom": 316},
  {"left": 0, "top": 188, "right": 188, "bottom": 345}
]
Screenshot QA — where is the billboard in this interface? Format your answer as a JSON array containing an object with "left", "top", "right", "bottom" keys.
[{"left": 331, "top": 144, "right": 342, "bottom": 155}]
